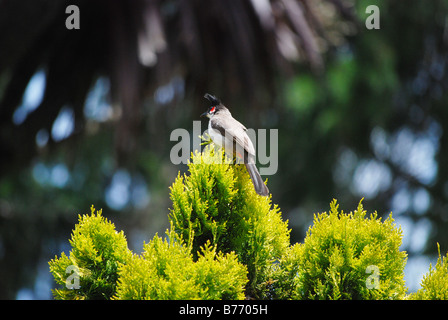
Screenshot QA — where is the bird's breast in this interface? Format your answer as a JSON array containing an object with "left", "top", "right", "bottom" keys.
[{"left": 208, "top": 127, "right": 225, "bottom": 148}]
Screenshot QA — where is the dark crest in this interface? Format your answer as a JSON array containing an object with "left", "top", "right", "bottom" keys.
[{"left": 204, "top": 93, "right": 221, "bottom": 106}]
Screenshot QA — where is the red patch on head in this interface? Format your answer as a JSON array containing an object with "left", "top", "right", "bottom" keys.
[{"left": 210, "top": 106, "right": 216, "bottom": 113}]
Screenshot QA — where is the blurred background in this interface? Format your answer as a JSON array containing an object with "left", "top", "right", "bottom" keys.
[{"left": 1, "top": 0, "right": 448, "bottom": 299}]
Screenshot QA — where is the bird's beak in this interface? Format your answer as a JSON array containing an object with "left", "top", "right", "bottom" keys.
[{"left": 200, "top": 111, "right": 208, "bottom": 117}]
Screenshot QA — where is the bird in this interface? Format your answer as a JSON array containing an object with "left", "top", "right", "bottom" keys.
[{"left": 200, "top": 93, "right": 269, "bottom": 196}]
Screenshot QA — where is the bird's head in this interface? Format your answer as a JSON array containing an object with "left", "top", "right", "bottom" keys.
[{"left": 201, "top": 93, "right": 225, "bottom": 118}]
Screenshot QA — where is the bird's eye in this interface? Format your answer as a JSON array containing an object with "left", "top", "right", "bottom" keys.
[{"left": 209, "top": 106, "right": 216, "bottom": 113}]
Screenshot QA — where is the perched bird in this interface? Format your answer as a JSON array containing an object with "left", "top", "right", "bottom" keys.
[{"left": 201, "top": 93, "right": 269, "bottom": 196}]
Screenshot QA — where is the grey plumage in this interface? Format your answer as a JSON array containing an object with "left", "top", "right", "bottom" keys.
[{"left": 202, "top": 94, "right": 269, "bottom": 196}]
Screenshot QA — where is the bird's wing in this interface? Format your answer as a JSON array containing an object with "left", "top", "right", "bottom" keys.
[{"left": 210, "top": 116, "right": 256, "bottom": 156}]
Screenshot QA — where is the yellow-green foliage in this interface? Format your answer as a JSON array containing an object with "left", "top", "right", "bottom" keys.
[
  {"left": 49, "top": 207, "right": 247, "bottom": 300},
  {"left": 410, "top": 244, "right": 448, "bottom": 300},
  {"left": 291, "top": 199, "right": 408, "bottom": 300},
  {"left": 48, "top": 206, "right": 132, "bottom": 299},
  {"left": 168, "top": 145, "right": 290, "bottom": 298},
  {"left": 115, "top": 234, "right": 247, "bottom": 300},
  {"left": 49, "top": 146, "right": 448, "bottom": 300}
]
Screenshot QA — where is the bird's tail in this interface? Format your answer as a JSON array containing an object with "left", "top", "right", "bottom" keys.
[{"left": 245, "top": 162, "right": 269, "bottom": 196}]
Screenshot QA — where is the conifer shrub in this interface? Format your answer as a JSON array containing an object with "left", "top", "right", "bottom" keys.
[
  {"left": 48, "top": 145, "right": 448, "bottom": 300},
  {"left": 168, "top": 146, "right": 290, "bottom": 298},
  {"left": 410, "top": 244, "right": 448, "bottom": 300},
  {"left": 290, "top": 199, "right": 408, "bottom": 300},
  {"left": 48, "top": 206, "right": 132, "bottom": 299},
  {"left": 49, "top": 206, "right": 247, "bottom": 300},
  {"left": 115, "top": 233, "right": 247, "bottom": 300}
]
